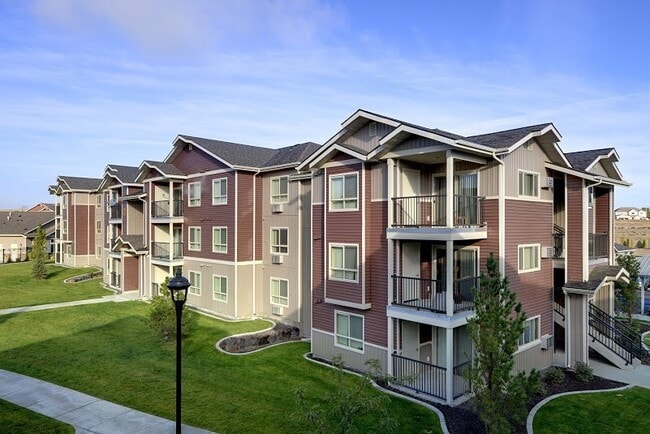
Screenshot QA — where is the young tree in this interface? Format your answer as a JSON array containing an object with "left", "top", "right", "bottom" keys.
[
  {"left": 616, "top": 254, "right": 640, "bottom": 324},
  {"left": 145, "top": 277, "right": 197, "bottom": 342},
  {"left": 30, "top": 225, "right": 48, "bottom": 279},
  {"left": 466, "top": 253, "right": 540, "bottom": 433}
]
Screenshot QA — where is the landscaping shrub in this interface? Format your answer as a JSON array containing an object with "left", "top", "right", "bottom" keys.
[
  {"left": 145, "top": 277, "right": 197, "bottom": 342},
  {"left": 543, "top": 366, "right": 565, "bottom": 385},
  {"left": 574, "top": 362, "right": 593, "bottom": 382}
]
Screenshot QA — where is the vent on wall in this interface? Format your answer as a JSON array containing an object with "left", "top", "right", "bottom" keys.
[
  {"left": 369, "top": 121, "right": 377, "bottom": 137},
  {"left": 542, "top": 177, "right": 554, "bottom": 189},
  {"left": 271, "top": 255, "right": 284, "bottom": 264},
  {"left": 271, "top": 305, "right": 283, "bottom": 316},
  {"left": 540, "top": 334, "right": 554, "bottom": 350}
]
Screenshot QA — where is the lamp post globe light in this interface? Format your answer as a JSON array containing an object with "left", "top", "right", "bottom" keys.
[{"left": 168, "top": 269, "right": 190, "bottom": 434}]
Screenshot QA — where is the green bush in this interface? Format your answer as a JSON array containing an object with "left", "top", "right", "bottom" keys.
[
  {"left": 574, "top": 362, "right": 593, "bottom": 382},
  {"left": 543, "top": 366, "right": 565, "bottom": 385},
  {"left": 145, "top": 277, "right": 197, "bottom": 342}
]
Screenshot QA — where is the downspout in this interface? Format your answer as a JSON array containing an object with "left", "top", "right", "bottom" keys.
[{"left": 253, "top": 169, "right": 260, "bottom": 317}]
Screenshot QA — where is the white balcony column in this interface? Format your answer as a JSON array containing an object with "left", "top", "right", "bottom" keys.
[
  {"left": 387, "top": 158, "right": 395, "bottom": 227},
  {"left": 446, "top": 240, "right": 454, "bottom": 316},
  {"left": 445, "top": 326, "right": 454, "bottom": 404},
  {"left": 445, "top": 151, "right": 454, "bottom": 227}
]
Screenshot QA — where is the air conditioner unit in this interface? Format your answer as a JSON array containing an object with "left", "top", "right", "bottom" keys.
[
  {"left": 271, "top": 254, "right": 284, "bottom": 264},
  {"left": 541, "top": 246, "right": 554, "bottom": 258},
  {"left": 540, "top": 334, "right": 554, "bottom": 350},
  {"left": 271, "top": 203, "right": 284, "bottom": 213},
  {"left": 271, "top": 305, "right": 283, "bottom": 316},
  {"left": 543, "top": 177, "right": 554, "bottom": 189}
]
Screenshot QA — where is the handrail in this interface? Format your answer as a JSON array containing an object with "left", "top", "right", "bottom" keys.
[
  {"left": 391, "top": 195, "right": 484, "bottom": 227},
  {"left": 589, "top": 303, "right": 646, "bottom": 358},
  {"left": 392, "top": 352, "right": 447, "bottom": 400},
  {"left": 392, "top": 274, "right": 477, "bottom": 313}
]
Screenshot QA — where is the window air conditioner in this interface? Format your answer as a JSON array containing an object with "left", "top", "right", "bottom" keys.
[
  {"left": 271, "top": 255, "right": 284, "bottom": 264},
  {"left": 271, "top": 204, "right": 284, "bottom": 213},
  {"left": 271, "top": 305, "right": 283, "bottom": 316},
  {"left": 540, "top": 334, "right": 554, "bottom": 350},
  {"left": 541, "top": 247, "right": 554, "bottom": 259}
]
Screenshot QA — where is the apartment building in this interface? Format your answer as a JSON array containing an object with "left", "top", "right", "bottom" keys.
[
  {"left": 300, "top": 110, "right": 633, "bottom": 405},
  {"left": 98, "top": 164, "right": 145, "bottom": 293},
  {"left": 49, "top": 176, "right": 103, "bottom": 268}
]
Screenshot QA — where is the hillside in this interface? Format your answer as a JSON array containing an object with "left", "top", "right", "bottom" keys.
[{"left": 615, "top": 220, "right": 650, "bottom": 248}]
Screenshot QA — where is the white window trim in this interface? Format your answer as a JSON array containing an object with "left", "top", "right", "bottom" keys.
[
  {"left": 518, "top": 169, "right": 540, "bottom": 199},
  {"left": 328, "top": 243, "right": 359, "bottom": 283},
  {"left": 270, "top": 176, "right": 289, "bottom": 204},
  {"left": 212, "top": 226, "right": 227, "bottom": 254},
  {"left": 518, "top": 243, "right": 541, "bottom": 273},
  {"left": 96, "top": 220, "right": 102, "bottom": 234},
  {"left": 270, "top": 277, "right": 289, "bottom": 307},
  {"left": 212, "top": 178, "right": 227, "bottom": 206},
  {"left": 212, "top": 274, "right": 228, "bottom": 303},
  {"left": 270, "top": 227, "right": 289, "bottom": 255},
  {"left": 329, "top": 172, "right": 359, "bottom": 212},
  {"left": 188, "top": 226, "right": 202, "bottom": 251},
  {"left": 189, "top": 270, "right": 201, "bottom": 296},
  {"left": 334, "top": 310, "right": 364, "bottom": 353},
  {"left": 188, "top": 181, "right": 201, "bottom": 207},
  {"left": 517, "top": 315, "right": 541, "bottom": 352},
  {"left": 96, "top": 195, "right": 102, "bottom": 207}
]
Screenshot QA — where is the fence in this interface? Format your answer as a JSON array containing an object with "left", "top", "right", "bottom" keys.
[{"left": 0, "top": 247, "right": 33, "bottom": 264}]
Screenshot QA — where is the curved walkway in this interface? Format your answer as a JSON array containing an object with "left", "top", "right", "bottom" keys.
[{"left": 0, "top": 296, "right": 214, "bottom": 433}]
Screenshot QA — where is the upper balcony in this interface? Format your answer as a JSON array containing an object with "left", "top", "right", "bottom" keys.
[
  {"left": 391, "top": 274, "right": 478, "bottom": 315},
  {"left": 589, "top": 232, "right": 609, "bottom": 260},
  {"left": 109, "top": 204, "right": 122, "bottom": 222},
  {"left": 388, "top": 194, "right": 487, "bottom": 241},
  {"left": 151, "top": 200, "right": 183, "bottom": 222},
  {"left": 151, "top": 242, "right": 184, "bottom": 264}
]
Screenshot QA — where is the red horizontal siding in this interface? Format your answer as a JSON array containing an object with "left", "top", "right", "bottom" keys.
[{"left": 566, "top": 176, "right": 584, "bottom": 282}]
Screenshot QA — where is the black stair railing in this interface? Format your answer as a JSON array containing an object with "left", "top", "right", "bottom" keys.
[{"left": 588, "top": 303, "right": 647, "bottom": 363}]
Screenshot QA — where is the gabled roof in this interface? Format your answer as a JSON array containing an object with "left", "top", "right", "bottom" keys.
[
  {"left": 615, "top": 207, "right": 638, "bottom": 213},
  {"left": 565, "top": 148, "right": 616, "bottom": 171},
  {"left": 262, "top": 142, "right": 321, "bottom": 169},
  {"left": 466, "top": 123, "right": 555, "bottom": 149},
  {"left": 106, "top": 165, "right": 141, "bottom": 184},
  {"left": 114, "top": 235, "right": 146, "bottom": 252},
  {"left": 564, "top": 265, "right": 628, "bottom": 293},
  {"left": 57, "top": 176, "right": 102, "bottom": 192},
  {"left": 135, "top": 161, "right": 186, "bottom": 183},
  {"left": 0, "top": 211, "right": 55, "bottom": 236}
]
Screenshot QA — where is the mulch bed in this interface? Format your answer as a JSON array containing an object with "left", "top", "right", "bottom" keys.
[
  {"left": 218, "top": 323, "right": 300, "bottom": 353},
  {"left": 435, "top": 368, "right": 626, "bottom": 434}
]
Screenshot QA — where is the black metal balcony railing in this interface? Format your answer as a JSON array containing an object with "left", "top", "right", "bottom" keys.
[
  {"left": 392, "top": 195, "right": 483, "bottom": 228},
  {"left": 110, "top": 204, "right": 122, "bottom": 220},
  {"left": 589, "top": 233, "right": 608, "bottom": 259},
  {"left": 152, "top": 200, "right": 183, "bottom": 218},
  {"left": 392, "top": 275, "right": 478, "bottom": 313},
  {"left": 392, "top": 353, "right": 447, "bottom": 400},
  {"left": 552, "top": 233, "right": 565, "bottom": 258},
  {"left": 452, "top": 360, "right": 471, "bottom": 399},
  {"left": 151, "top": 242, "right": 183, "bottom": 260},
  {"left": 110, "top": 272, "right": 121, "bottom": 288}
]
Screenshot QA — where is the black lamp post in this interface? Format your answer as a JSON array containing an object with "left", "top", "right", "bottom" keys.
[{"left": 168, "top": 269, "right": 190, "bottom": 434}]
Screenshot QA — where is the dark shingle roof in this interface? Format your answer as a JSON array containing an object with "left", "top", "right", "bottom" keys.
[
  {"left": 142, "top": 161, "right": 185, "bottom": 176},
  {"left": 565, "top": 265, "right": 626, "bottom": 292},
  {"left": 263, "top": 142, "right": 321, "bottom": 168},
  {"left": 564, "top": 148, "right": 615, "bottom": 171},
  {"left": 116, "top": 235, "right": 146, "bottom": 251},
  {"left": 0, "top": 211, "right": 55, "bottom": 235},
  {"left": 466, "top": 123, "right": 553, "bottom": 149},
  {"left": 59, "top": 176, "right": 102, "bottom": 191},
  {"left": 107, "top": 165, "right": 141, "bottom": 184}
]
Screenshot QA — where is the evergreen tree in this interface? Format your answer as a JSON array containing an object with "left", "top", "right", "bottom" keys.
[
  {"left": 616, "top": 254, "right": 640, "bottom": 324},
  {"left": 145, "top": 277, "right": 197, "bottom": 341},
  {"left": 466, "top": 254, "right": 540, "bottom": 433},
  {"left": 30, "top": 225, "right": 48, "bottom": 279}
]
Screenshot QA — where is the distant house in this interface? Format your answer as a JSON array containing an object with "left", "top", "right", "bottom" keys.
[
  {"left": 614, "top": 243, "right": 634, "bottom": 256},
  {"left": 26, "top": 203, "right": 55, "bottom": 212},
  {"left": 0, "top": 210, "right": 55, "bottom": 262},
  {"left": 615, "top": 207, "right": 647, "bottom": 220}
]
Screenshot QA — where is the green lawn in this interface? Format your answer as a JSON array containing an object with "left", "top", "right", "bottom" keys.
[
  {"left": 0, "top": 262, "right": 111, "bottom": 309},
  {"left": 0, "top": 398, "right": 74, "bottom": 433},
  {"left": 644, "top": 332, "right": 650, "bottom": 347},
  {"left": 533, "top": 387, "right": 650, "bottom": 433},
  {"left": 0, "top": 302, "right": 441, "bottom": 433}
]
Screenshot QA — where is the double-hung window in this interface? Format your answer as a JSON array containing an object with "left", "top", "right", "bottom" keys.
[
  {"left": 271, "top": 177, "right": 288, "bottom": 203},
  {"left": 189, "top": 271, "right": 201, "bottom": 296},
  {"left": 188, "top": 182, "right": 201, "bottom": 207},
  {"left": 330, "top": 244, "right": 358, "bottom": 282},
  {"left": 519, "top": 316, "right": 540, "bottom": 347},
  {"left": 271, "top": 228, "right": 288, "bottom": 254},
  {"left": 189, "top": 227, "right": 201, "bottom": 251},
  {"left": 212, "top": 178, "right": 227, "bottom": 205},
  {"left": 335, "top": 312, "right": 363, "bottom": 351},
  {"left": 212, "top": 227, "right": 227, "bottom": 253},
  {"left": 518, "top": 170, "right": 539, "bottom": 198},
  {"left": 518, "top": 244, "right": 540, "bottom": 273},
  {"left": 96, "top": 220, "right": 102, "bottom": 234},
  {"left": 213, "top": 275, "right": 227, "bottom": 302},
  {"left": 330, "top": 173, "right": 358, "bottom": 210},
  {"left": 270, "top": 278, "right": 289, "bottom": 307}
]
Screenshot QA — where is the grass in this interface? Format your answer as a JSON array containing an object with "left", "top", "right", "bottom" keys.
[
  {"left": 533, "top": 387, "right": 650, "bottom": 433},
  {"left": 0, "top": 398, "right": 74, "bottom": 433},
  {"left": 0, "top": 262, "right": 111, "bottom": 309},
  {"left": 0, "top": 302, "right": 441, "bottom": 433},
  {"left": 644, "top": 332, "right": 650, "bottom": 347}
]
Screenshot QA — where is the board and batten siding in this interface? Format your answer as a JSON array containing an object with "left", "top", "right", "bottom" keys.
[
  {"left": 184, "top": 258, "right": 238, "bottom": 318},
  {"left": 566, "top": 175, "right": 585, "bottom": 282},
  {"left": 341, "top": 121, "right": 394, "bottom": 155},
  {"left": 370, "top": 163, "right": 387, "bottom": 201},
  {"left": 477, "top": 198, "right": 499, "bottom": 273},
  {"left": 311, "top": 329, "right": 388, "bottom": 373},
  {"left": 514, "top": 342, "right": 553, "bottom": 374},
  {"left": 502, "top": 140, "right": 553, "bottom": 201}
]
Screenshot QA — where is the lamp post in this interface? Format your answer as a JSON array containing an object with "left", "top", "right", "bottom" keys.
[{"left": 168, "top": 269, "right": 190, "bottom": 434}]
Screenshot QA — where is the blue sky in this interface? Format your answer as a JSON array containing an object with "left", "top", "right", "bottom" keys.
[{"left": 1, "top": 0, "right": 649, "bottom": 209}]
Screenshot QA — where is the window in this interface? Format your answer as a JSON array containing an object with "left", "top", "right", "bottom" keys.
[
  {"left": 96, "top": 195, "right": 101, "bottom": 207},
  {"left": 518, "top": 244, "right": 540, "bottom": 273},
  {"left": 213, "top": 275, "right": 227, "bottom": 302},
  {"left": 519, "top": 316, "right": 540, "bottom": 347},
  {"left": 189, "top": 271, "right": 201, "bottom": 296},
  {"left": 62, "top": 220, "right": 68, "bottom": 235},
  {"left": 271, "top": 176, "right": 288, "bottom": 204},
  {"left": 270, "top": 278, "right": 289, "bottom": 307},
  {"left": 330, "top": 173, "right": 358, "bottom": 210},
  {"left": 330, "top": 244, "right": 358, "bottom": 282},
  {"left": 96, "top": 246, "right": 102, "bottom": 259},
  {"left": 271, "top": 228, "right": 288, "bottom": 254},
  {"left": 96, "top": 220, "right": 102, "bottom": 234},
  {"left": 212, "top": 178, "right": 227, "bottom": 205},
  {"left": 212, "top": 227, "right": 227, "bottom": 253},
  {"left": 518, "top": 170, "right": 539, "bottom": 198},
  {"left": 188, "top": 182, "right": 201, "bottom": 207},
  {"left": 335, "top": 312, "right": 363, "bottom": 351},
  {"left": 189, "top": 227, "right": 201, "bottom": 251}
]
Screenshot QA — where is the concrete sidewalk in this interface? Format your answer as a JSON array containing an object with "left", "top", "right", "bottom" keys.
[
  {"left": 0, "top": 294, "right": 133, "bottom": 316},
  {"left": 0, "top": 369, "right": 213, "bottom": 434},
  {"left": 590, "top": 356, "right": 650, "bottom": 388}
]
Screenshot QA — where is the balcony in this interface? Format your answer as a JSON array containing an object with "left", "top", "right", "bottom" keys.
[
  {"left": 392, "top": 275, "right": 478, "bottom": 314},
  {"left": 553, "top": 226, "right": 565, "bottom": 259},
  {"left": 391, "top": 354, "right": 470, "bottom": 401},
  {"left": 589, "top": 233, "right": 608, "bottom": 259},
  {"left": 110, "top": 205, "right": 122, "bottom": 220},
  {"left": 55, "top": 229, "right": 61, "bottom": 239},
  {"left": 152, "top": 200, "right": 183, "bottom": 218},
  {"left": 151, "top": 242, "right": 183, "bottom": 261},
  {"left": 55, "top": 204, "right": 61, "bottom": 216}
]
